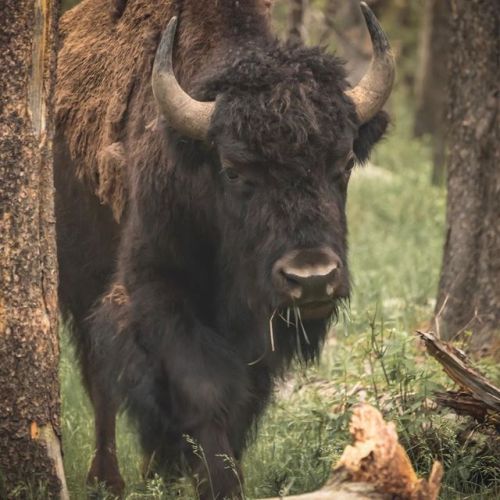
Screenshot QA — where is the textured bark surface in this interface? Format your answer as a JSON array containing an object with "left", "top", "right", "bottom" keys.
[
  {"left": 435, "top": 0, "right": 500, "bottom": 351},
  {"left": 413, "top": 0, "right": 450, "bottom": 185},
  {"left": 0, "top": 0, "right": 68, "bottom": 498}
]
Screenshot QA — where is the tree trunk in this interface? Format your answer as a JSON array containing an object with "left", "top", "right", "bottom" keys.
[
  {"left": 435, "top": 0, "right": 500, "bottom": 352},
  {"left": 414, "top": 0, "right": 450, "bottom": 186},
  {"left": 288, "top": 0, "right": 305, "bottom": 44},
  {"left": 0, "top": 1, "right": 68, "bottom": 498}
]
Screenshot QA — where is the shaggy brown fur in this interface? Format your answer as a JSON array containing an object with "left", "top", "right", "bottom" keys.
[{"left": 56, "top": 0, "right": 273, "bottom": 220}]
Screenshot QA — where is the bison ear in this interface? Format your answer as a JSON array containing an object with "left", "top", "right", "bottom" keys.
[{"left": 353, "top": 110, "right": 390, "bottom": 164}]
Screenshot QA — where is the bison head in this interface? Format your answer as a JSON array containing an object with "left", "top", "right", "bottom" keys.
[{"left": 151, "top": 5, "right": 394, "bottom": 339}]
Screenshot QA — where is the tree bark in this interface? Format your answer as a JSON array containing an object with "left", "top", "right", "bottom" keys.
[
  {"left": 414, "top": 0, "right": 450, "bottom": 186},
  {"left": 435, "top": 0, "right": 500, "bottom": 352},
  {"left": 0, "top": 1, "right": 68, "bottom": 498},
  {"left": 288, "top": 0, "right": 305, "bottom": 44}
]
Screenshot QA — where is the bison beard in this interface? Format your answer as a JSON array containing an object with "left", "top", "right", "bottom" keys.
[{"left": 55, "top": 1, "right": 392, "bottom": 498}]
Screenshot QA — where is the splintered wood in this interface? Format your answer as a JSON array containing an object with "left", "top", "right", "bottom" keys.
[
  {"left": 260, "top": 404, "right": 442, "bottom": 500},
  {"left": 418, "top": 330, "right": 500, "bottom": 428},
  {"left": 333, "top": 404, "right": 443, "bottom": 499}
]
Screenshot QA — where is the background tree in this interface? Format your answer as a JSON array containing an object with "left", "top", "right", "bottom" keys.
[
  {"left": 414, "top": 0, "right": 450, "bottom": 185},
  {"left": 435, "top": 0, "right": 499, "bottom": 351},
  {"left": 321, "top": 0, "right": 372, "bottom": 84},
  {"left": 0, "top": 1, "right": 68, "bottom": 497},
  {"left": 288, "top": 0, "right": 306, "bottom": 43}
]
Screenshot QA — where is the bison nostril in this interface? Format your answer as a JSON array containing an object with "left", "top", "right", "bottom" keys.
[
  {"left": 280, "top": 271, "right": 303, "bottom": 299},
  {"left": 272, "top": 248, "right": 342, "bottom": 302},
  {"left": 280, "top": 271, "right": 299, "bottom": 287}
]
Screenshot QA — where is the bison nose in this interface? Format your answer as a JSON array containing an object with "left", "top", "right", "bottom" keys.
[{"left": 273, "top": 248, "right": 342, "bottom": 303}]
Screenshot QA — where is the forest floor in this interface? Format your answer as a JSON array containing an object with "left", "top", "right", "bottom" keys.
[{"left": 59, "top": 94, "right": 500, "bottom": 499}]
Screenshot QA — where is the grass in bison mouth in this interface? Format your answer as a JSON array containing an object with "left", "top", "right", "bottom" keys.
[
  {"left": 267, "top": 303, "right": 336, "bottom": 351},
  {"left": 298, "top": 301, "right": 336, "bottom": 320}
]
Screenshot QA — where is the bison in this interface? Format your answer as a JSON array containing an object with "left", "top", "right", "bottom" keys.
[{"left": 55, "top": 0, "right": 394, "bottom": 497}]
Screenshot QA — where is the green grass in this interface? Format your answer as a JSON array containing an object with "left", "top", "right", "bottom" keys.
[{"left": 60, "top": 93, "right": 500, "bottom": 499}]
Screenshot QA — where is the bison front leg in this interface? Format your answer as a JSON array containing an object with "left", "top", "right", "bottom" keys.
[
  {"left": 83, "top": 289, "right": 133, "bottom": 497},
  {"left": 71, "top": 315, "right": 125, "bottom": 496},
  {"left": 188, "top": 423, "right": 243, "bottom": 500},
  {"left": 89, "top": 282, "right": 250, "bottom": 499},
  {"left": 164, "top": 327, "right": 249, "bottom": 499},
  {"left": 86, "top": 369, "right": 125, "bottom": 496}
]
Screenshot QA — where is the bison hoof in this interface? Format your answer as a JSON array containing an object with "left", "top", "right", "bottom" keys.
[{"left": 87, "top": 449, "right": 125, "bottom": 498}]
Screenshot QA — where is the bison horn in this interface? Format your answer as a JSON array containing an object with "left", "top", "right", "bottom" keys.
[
  {"left": 346, "top": 2, "right": 395, "bottom": 124},
  {"left": 152, "top": 17, "right": 215, "bottom": 141}
]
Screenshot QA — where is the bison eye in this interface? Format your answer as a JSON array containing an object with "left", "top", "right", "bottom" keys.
[
  {"left": 221, "top": 167, "right": 241, "bottom": 183},
  {"left": 345, "top": 154, "right": 355, "bottom": 173}
]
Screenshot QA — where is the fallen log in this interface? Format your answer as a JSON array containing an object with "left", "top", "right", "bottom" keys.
[
  {"left": 417, "top": 331, "right": 500, "bottom": 429},
  {"left": 258, "top": 404, "right": 443, "bottom": 500}
]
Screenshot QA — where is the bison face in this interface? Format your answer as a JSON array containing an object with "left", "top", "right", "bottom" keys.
[
  {"left": 210, "top": 129, "right": 354, "bottom": 321},
  {"left": 152, "top": 6, "right": 394, "bottom": 325},
  {"left": 200, "top": 45, "right": 390, "bottom": 321},
  {"left": 206, "top": 92, "right": 388, "bottom": 322}
]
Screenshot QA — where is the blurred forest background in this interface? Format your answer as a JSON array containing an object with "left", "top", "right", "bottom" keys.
[{"left": 1, "top": 0, "right": 498, "bottom": 498}]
